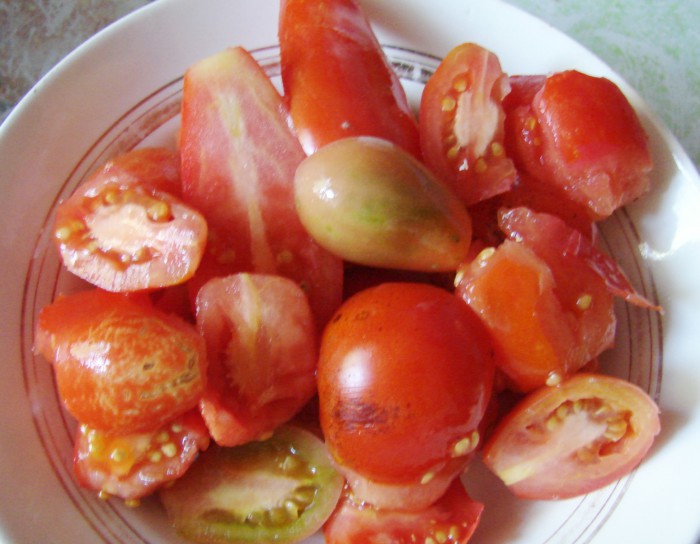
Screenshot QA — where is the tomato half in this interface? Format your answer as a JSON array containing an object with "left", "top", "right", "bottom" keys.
[
  {"left": 420, "top": 43, "right": 516, "bottom": 206},
  {"left": 160, "top": 425, "right": 344, "bottom": 544},
  {"left": 279, "top": 0, "right": 421, "bottom": 157},
  {"left": 180, "top": 46, "right": 343, "bottom": 327},
  {"left": 35, "top": 289, "right": 207, "bottom": 434},
  {"left": 318, "top": 283, "right": 494, "bottom": 503},
  {"left": 324, "top": 479, "right": 484, "bottom": 544},
  {"left": 53, "top": 147, "right": 207, "bottom": 292},
  {"left": 195, "top": 274, "right": 318, "bottom": 447},
  {"left": 482, "top": 373, "right": 660, "bottom": 499},
  {"left": 74, "top": 409, "right": 210, "bottom": 501}
]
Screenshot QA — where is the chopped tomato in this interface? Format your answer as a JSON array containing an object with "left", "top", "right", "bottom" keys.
[
  {"left": 279, "top": 0, "right": 421, "bottom": 157},
  {"left": 482, "top": 373, "right": 660, "bottom": 499},
  {"left": 195, "top": 274, "right": 318, "bottom": 447},
  {"left": 160, "top": 425, "right": 344, "bottom": 543},
  {"left": 324, "top": 479, "right": 484, "bottom": 544},
  {"left": 420, "top": 43, "right": 516, "bottom": 206},
  {"left": 180, "top": 46, "right": 343, "bottom": 327},
  {"left": 503, "top": 70, "right": 653, "bottom": 219},
  {"left": 35, "top": 289, "right": 207, "bottom": 434},
  {"left": 73, "top": 409, "right": 210, "bottom": 501},
  {"left": 318, "top": 283, "right": 494, "bottom": 508},
  {"left": 53, "top": 147, "right": 207, "bottom": 292}
]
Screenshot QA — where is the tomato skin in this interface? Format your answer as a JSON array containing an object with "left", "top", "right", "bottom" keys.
[
  {"left": 53, "top": 147, "right": 207, "bottom": 292},
  {"left": 35, "top": 289, "right": 207, "bottom": 434},
  {"left": 180, "top": 46, "right": 343, "bottom": 328},
  {"left": 73, "top": 409, "right": 210, "bottom": 501},
  {"left": 324, "top": 479, "right": 484, "bottom": 544},
  {"left": 420, "top": 43, "right": 516, "bottom": 206},
  {"left": 318, "top": 283, "right": 494, "bottom": 488},
  {"left": 279, "top": 0, "right": 420, "bottom": 157},
  {"left": 195, "top": 273, "right": 318, "bottom": 447},
  {"left": 482, "top": 373, "right": 660, "bottom": 500}
]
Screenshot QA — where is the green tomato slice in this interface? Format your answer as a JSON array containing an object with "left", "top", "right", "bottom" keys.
[{"left": 160, "top": 425, "right": 344, "bottom": 543}]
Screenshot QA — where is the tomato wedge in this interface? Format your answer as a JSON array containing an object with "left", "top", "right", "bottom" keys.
[
  {"left": 53, "top": 147, "right": 207, "bottom": 292},
  {"left": 160, "top": 425, "right": 344, "bottom": 544},
  {"left": 195, "top": 273, "right": 318, "bottom": 447},
  {"left": 420, "top": 43, "right": 516, "bottom": 206},
  {"left": 279, "top": 0, "right": 421, "bottom": 157},
  {"left": 482, "top": 373, "right": 660, "bottom": 500},
  {"left": 180, "top": 46, "right": 343, "bottom": 327},
  {"left": 35, "top": 289, "right": 207, "bottom": 434},
  {"left": 74, "top": 409, "right": 210, "bottom": 501}
]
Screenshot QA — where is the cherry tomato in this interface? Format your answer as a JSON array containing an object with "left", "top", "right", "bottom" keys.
[
  {"left": 195, "top": 273, "right": 318, "bottom": 447},
  {"left": 482, "top": 373, "right": 660, "bottom": 499},
  {"left": 503, "top": 70, "right": 653, "bottom": 219},
  {"left": 180, "top": 46, "right": 343, "bottom": 328},
  {"left": 73, "top": 409, "right": 210, "bottom": 501},
  {"left": 294, "top": 136, "right": 473, "bottom": 272},
  {"left": 279, "top": 0, "right": 421, "bottom": 157},
  {"left": 35, "top": 289, "right": 207, "bottom": 434},
  {"left": 324, "top": 479, "right": 484, "bottom": 544},
  {"left": 420, "top": 43, "right": 516, "bottom": 206},
  {"left": 160, "top": 425, "right": 344, "bottom": 544},
  {"left": 53, "top": 147, "right": 207, "bottom": 292},
  {"left": 318, "top": 283, "right": 494, "bottom": 505}
]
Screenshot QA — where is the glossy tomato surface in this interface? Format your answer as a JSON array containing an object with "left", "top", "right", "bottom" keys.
[
  {"left": 35, "top": 289, "right": 207, "bottom": 434},
  {"left": 53, "top": 147, "right": 207, "bottom": 292},
  {"left": 195, "top": 273, "right": 318, "bottom": 447},
  {"left": 279, "top": 0, "right": 420, "bottom": 157},
  {"left": 482, "top": 373, "right": 660, "bottom": 499},
  {"left": 318, "top": 283, "right": 494, "bottom": 488}
]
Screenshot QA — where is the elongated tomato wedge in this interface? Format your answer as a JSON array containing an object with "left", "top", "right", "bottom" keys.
[
  {"left": 482, "top": 373, "right": 660, "bottom": 499},
  {"left": 180, "top": 46, "right": 343, "bottom": 327},
  {"left": 279, "top": 0, "right": 421, "bottom": 157},
  {"left": 195, "top": 274, "right": 318, "bottom": 447},
  {"left": 420, "top": 43, "right": 516, "bottom": 206},
  {"left": 54, "top": 147, "right": 207, "bottom": 292}
]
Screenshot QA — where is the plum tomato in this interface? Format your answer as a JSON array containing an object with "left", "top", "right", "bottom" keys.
[
  {"left": 420, "top": 43, "right": 516, "bottom": 206},
  {"left": 318, "top": 283, "right": 494, "bottom": 501},
  {"left": 35, "top": 289, "right": 207, "bottom": 434},
  {"left": 73, "top": 409, "right": 210, "bottom": 502},
  {"left": 324, "top": 479, "right": 484, "bottom": 544},
  {"left": 180, "top": 46, "right": 343, "bottom": 328},
  {"left": 279, "top": 0, "right": 421, "bottom": 157},
  {"left": 53, "top": 147, "right": 207, "bottom": 292},
  {"left": 160, "top": 425, "right": 344, "bottom": 544},
  {"left": 294, "top": 136, "right": 473, "bottom": 272},
  {"left": 195, "top": 273, "right": 318, "bottom": 447},
  {"left": 503, "top": 70, "right": 653, "bottom": 220},
  {"left": 482, "top": 373, "right": 661, "bottom": 500}
]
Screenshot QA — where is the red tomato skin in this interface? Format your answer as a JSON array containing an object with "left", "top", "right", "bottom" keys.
[
  {"left": 195, "top": 273, "right": 318, "bottom": 447},
  {"left": 279, "top": 0, "right": 421, "bottom": 157},
  {"left": 324, "top": 479, "right": 484, "bottom": 544},
  {"left": 73, "top": 409, "right": 210, "bottom": 501},
  {"left": 318, "top": 283, "right": 494, "bottom": 485},
  {"left": 35, "top": 289, "right": 207, "bottom": 434},
  {"left": 180, "top": 46, "right": 343, "bottom": 328},
  {"left": 420, "top": 43, "right": 516, "bottom": 206},
  {"left": 54, "top": 147, "right": 207, "bottom": 292},
  {"left": 482, "top": 373, "right": 660, "bottom": 500}
]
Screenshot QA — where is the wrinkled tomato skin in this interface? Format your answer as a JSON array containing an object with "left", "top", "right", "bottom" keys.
[
  {"left": 318, "top": 283, "right": 494, "bottom": 486},
  {"left": 420, "top": 43, "right": 516, "bottom": 206},
  {"left": 482, "top": 373, "right": 660, "bottom": 500},
  {"left": 180, "top": 46, "right": 343, "bottom": 328},
  {"left": 195, "top": 273, "right": 318, "bottom": 447},
  {"left": 35, "top": 289, "right": 207, "bottom": 435},
  {"left": 279, "top": 0, "right": 420, "bottom": 157},
  {"left": 324, "top": 479, "right": 484, "bottom": 544},
  {"left": 73, "top": 409, "right": 210, "bottom": 501}
]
